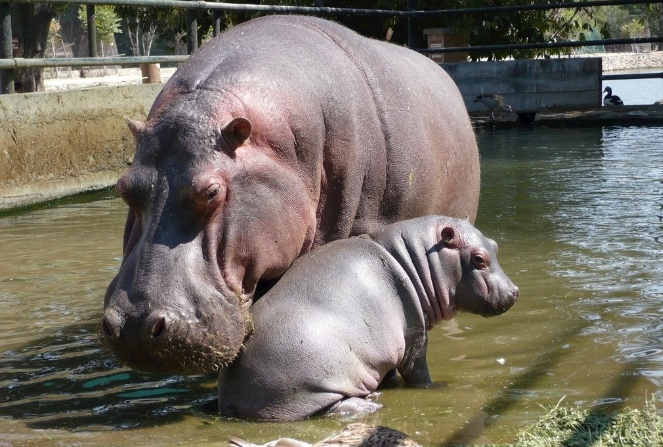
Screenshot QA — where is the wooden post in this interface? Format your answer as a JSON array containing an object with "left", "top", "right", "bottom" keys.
[
  {"left": 140, "top": 63, "right": 161, "bottom": 83},
  {"left": 0, "top": 2, "right": 13, "bottom": 94}
]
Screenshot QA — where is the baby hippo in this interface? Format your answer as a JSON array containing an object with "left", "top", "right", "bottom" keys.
[{"left": 218, "top": 216, "right": 518, "bottom": 421}]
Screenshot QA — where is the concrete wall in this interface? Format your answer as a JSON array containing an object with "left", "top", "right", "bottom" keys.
[
  {"left": 0, "top": 84, "right": 163, "bottom": 210},
  {"left": 442, "top": 57, "right": 602, "bottom": 113}
]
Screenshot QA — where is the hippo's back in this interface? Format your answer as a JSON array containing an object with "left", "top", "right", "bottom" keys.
[{"left": 151, "top": 14, "right": 480, "bottom": 237}]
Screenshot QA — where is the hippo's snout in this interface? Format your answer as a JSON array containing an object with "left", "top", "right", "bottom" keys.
[
  {"left": 102, "top": 309, "right": 168, "bottom": 344},
  {"left": 101, "top": 304, "right": 246, "bottom": 374},
  {"left": 457, "top": 255, "right": 520, "bottom": 317},
  {"left": 486, "top": 284, "right": 519, "bottom": 317},
  {"left": 101, "top": 307, "right": 123, "bottom": 339}
]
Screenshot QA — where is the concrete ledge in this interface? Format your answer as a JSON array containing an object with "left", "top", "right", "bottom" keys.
[
  {"left": 0, "top": 84, "right": 163, "bottom": 210},
  {"left": 0, "top": 170, "right": 124, "bottom": 210},
  {"left": 442, "top": 58, "right": 601, "bottom": 113},
  {"left": 471, "top": 104, "right": 663, "bottom": 128}
]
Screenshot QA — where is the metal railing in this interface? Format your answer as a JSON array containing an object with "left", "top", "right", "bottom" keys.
[
  {"left": 2, "top": 0, "right": 663, "bottom": 93},
  {"left": 0, "top": 55, "right": 187, "bottom": 69}
]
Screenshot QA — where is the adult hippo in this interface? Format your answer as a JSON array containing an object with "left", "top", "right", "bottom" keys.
[
  {"left": 102, "top": 15, "right": 480, "bottom": 374},
  {"left": 218, "top": 216, "right": 518, "bottom": 420}
]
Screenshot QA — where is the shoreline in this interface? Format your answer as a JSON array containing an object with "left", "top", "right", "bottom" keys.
[{"left": 574, "top": 50, "right": 663, "bottom": 71}]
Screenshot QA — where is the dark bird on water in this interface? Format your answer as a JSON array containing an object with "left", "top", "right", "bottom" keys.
[
  {"left": 603, "top": 86, "right": 624, "bottom": 106},
  {"left": 473, "top": 93, "right": 513, "bottom": 120}
]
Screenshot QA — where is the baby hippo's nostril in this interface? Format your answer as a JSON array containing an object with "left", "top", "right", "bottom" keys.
[
  {"left": 510, "top": 286, "right": 520, "bottom": 301},
  {"left": 102, "top": 308, "right": 123, "bottom": 339},
  {"left": 151, "top": 316, "right": 166, "bottom": 338}
]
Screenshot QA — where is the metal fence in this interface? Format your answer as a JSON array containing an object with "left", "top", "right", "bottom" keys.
[{"left": 2, "top": 0, "right": 663, "bottom": 94}]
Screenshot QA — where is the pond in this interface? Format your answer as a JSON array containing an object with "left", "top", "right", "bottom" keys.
[{"left": 1, "top": 124, "right": 662, "bottom": 446}]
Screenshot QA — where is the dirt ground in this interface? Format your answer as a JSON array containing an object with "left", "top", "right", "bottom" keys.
[{"left": 44, "top": 66, "right": 178, "bottom": 91}]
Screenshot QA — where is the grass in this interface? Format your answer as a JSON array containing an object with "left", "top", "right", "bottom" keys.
[{"left": 471, "top": 399, "right": 663, "bottom": 447}]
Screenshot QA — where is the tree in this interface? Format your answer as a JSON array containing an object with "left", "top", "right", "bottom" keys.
[
  {"left": 78, "top": 5, "right": 122, "bottom": 56},
  {"left": 618, "top": 3, "right": 663, "bottom": 50},
  {"left": 10, "top": 0, "right": 611, "bottom": 93},
  {"left": 256, "top": 0, "right": 607, "bottom": 60},
  {"left": 111, "top": 7, "right": 159, "bottom": 56},
  {"left": 11, "top": 3, "right": 59, "bottom": 92}
]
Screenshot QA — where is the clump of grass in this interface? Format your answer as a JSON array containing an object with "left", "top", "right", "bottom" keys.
[{"left": 499, "top": 399, "right": 663, "bottom": 447}]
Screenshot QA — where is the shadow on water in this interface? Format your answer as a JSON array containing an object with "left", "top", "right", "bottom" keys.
[
  {"left": 0, "top": 321, "right": 217, "bottom": 431},
  {"left": 560, "top": 360, "right": 648, "bottom": 447},
  {"left": 440, "top": 321, "right": 650, "bottom": 447},
  {"left": 439, "top": 322, "right": 584, "bottom": 446}
]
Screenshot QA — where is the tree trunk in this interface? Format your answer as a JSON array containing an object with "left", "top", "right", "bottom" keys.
[
  {"left": 58, "top": 4, "right": 85, "bottom": 58},
  {"left": 11, "top": 3, "right": 57, "bottom": 92}
]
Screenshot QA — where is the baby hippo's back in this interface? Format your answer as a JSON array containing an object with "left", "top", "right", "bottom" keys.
[{"left": 217, "top": 237, "right": 421, "bottom": 421}]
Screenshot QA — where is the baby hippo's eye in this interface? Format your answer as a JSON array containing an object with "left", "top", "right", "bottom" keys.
[{"left": 472, "top": 252, "right": 489, "bottom": 270}]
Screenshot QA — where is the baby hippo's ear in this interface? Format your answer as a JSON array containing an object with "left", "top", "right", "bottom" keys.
[{"left": 441, "top": 226, "right": 458, "bottom": 248}]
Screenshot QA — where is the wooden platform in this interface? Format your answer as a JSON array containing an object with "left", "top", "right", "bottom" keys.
[{"left": 471, "top": 105, "right": 663, "bottom": 128}]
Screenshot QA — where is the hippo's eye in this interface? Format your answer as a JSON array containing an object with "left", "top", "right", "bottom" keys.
[
  {"left": 206, "top": 185, "right": 220, "bottom": 201},
  {"left": 472, "top": 253, "right": 488, "bottom": 270},
  {"left": 192, "top": 178, "right": 226, "bottom": 211}
]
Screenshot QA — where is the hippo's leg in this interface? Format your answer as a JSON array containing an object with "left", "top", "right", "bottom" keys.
[
  {"left": 398, "top": 338, "right": 432, "bottom": 386},
  {"left": 325, "top": 397, "right": 383, "bottom": 417}
]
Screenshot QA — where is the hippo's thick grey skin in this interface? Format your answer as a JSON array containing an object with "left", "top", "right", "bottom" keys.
[
  {"left": 217, "top": 216, "right": 518, "bottom": 421},
  {"left": 102, "top": 15, "right": 480, "bottom": 374}
]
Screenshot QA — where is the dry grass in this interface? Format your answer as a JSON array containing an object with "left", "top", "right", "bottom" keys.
[{"left": 471, "top": 399, "right": 663, "bottom": 447}]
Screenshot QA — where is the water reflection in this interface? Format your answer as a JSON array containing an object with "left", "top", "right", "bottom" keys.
[
  {"left": 0, "top": 315, "right": 216, "bottom": 431},
  {"left": 477, "top": 125, "right": 663, "bottom": 414}
]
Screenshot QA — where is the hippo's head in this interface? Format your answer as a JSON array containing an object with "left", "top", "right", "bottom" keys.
[
  {"left": 102, "top": 91, "right": 318, "bottom": 374},
  {"left": 438, "top": 219, "right": 519, "bottom": 317},
  {"left": 369, "top": 216, "right": 518, "bottom": 328}
]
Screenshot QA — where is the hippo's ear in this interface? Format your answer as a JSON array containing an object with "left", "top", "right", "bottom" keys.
[
  {"left": 441, "top": 226, "right": 458, "bottom": 248},
  {"left": 124, "top": 117, "right": 145, "bottom": 141},
  {"left": 220, "top": 117, "right": 252, "bottom": 151}
]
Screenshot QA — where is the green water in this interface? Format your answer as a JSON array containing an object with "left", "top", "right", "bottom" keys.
[{"left": 1, "top": 125, "right": 662, "bottom": 446}]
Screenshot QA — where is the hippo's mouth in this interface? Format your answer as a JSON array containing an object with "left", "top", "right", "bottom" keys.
[
  {"left": 455, "top": 271, "right": 518, "bottom": 317},
  {"left": 480, "top": 276, "right": 518, "bottom": 317},
  {"left": 102, "top": 301, "right": 253, "bottom": 375},
  {"left": 102, "top": 321, "right": 244, "bottom": 375},
  {"left": 118, "top": 333, "right": 239, "bottom": 374}
]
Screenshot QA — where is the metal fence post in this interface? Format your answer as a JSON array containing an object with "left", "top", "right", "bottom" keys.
[
  {"left": 407, "top": 0, "right": 416, "bottom": 49},
  {"left": 186, "top": 8, "right": 198, "bottom": 54},
  {"left": 212, "top": 0, "right": 221, "bottom": 37},
  {"left": 0, "top": 2, "right": 13, "bottom": 94},
  {"left": 87, "top": 5, "right": 97, "bottom": 57}
]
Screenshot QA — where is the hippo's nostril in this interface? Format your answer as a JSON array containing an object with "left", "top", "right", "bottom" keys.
[
  {"left": 102, "top": 318, "right": 113, "bottom": 337},
  {"left": 102, "top": 310, "right": 122, "bottom": 339},
  {"left": 151, "top": 316, "right": 166, "bottom": 338}
]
